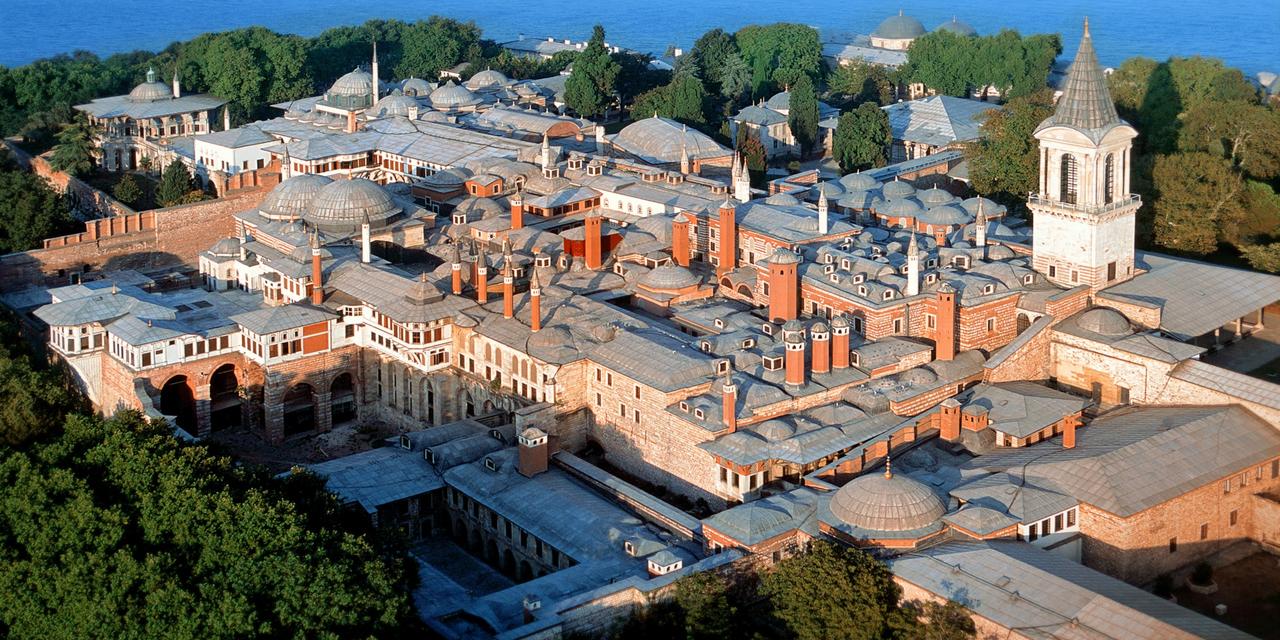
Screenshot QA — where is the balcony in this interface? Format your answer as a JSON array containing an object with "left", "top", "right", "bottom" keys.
[{"left": 1027, "top": 194, "right": 1141, "bottom": 216}]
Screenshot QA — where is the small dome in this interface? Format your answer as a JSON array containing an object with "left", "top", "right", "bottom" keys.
[
  {"left": 305, "top": 178, "right": 401, "bottom": 233},
  {"left": 878, "top": 197, "right": 923, "bottom": 218},
  {"left": 329, "top": 68, "right": 374, "bottom": 97},
  {"left": 882, "top": 179, "right": 916, "bottom": 199},
  {"left": 466, "top": 69, "right": 511, "bottom": 91},
  {"left": 935, "top": 17, "right": 977, "bottom": 36},
  {"left": 529, "top": 325, "right": 573, "bottom": 350},
  {"left": 961, "top": 196, "right": 1006, "bottom": 217},
  {"left": 764, "top": 91, "right": 792, "bottom": 112},
  {"left": 259, "top": 174, "right": 334, "bottom": 221},
  {"left": 873, "top": 12, "right": 927, "bottom": 40},
  {"left": 429, "top": 80, "right": 482, "bottom": 110},
  {"left": 899, "top": 368, "right": 938, "bottom": 386},
  {"left": 1075, "top": 308, "right": 1133, "bottom": 337},
  {"left": 840, "top": 172, "right": 882, "bottom": 191},
  {"left": 639, "top": 264, "right": 700, "bottom": 291},
  {"left": 402, "top": 77, "right": 432, "bottom": 97},
  {"left": 829, "top": 471, "right": 945, "bottom": 533},
  {"left": 210, "top": 237, "right": 240, "bottom": 257},
  {"left": 811, "top": 181, "right": 845, "bottom": 200},
  {"left": 453, "top": 197, "right": 506, "bottom": 221},
  {"left": 129, "top": 69, "right": 173, "bottom": 102},
  {"left": 422, "top": 167, "right": 470, "bottom": 188},
  {"left": 753, "top": 419, "right": 796, "bottom": 442},
  {"left": 917, "top": 187, "right": 956, "bottom": 208},
  {"left": 765, "top": 192, "right": 802, "bottom": 207},
  {"left": 831, "top": 315, "right": 850, "bottom": 329},
  {"left": 771, "top": 247, "right": 801, "bottom": 265},
  {"left": 811, "top": 321, "right": 830, "bottom": 334},
  {"left": 917, "top": 204, "right": 972, "bottom": 226},
  {"left": 374, "top": 93, "right": 420, "bottom": 117}
]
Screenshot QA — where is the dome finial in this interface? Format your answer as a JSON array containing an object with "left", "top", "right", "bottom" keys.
[
  {"left": 1083, "top": 16, "right": 1090, "bottom": 36},
  {"left": 884, "top": 434, "right": 893, "bottom": 479}
]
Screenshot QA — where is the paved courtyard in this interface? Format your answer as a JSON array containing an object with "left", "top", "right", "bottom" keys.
[
  {"left": 1173, "top": 551, "right": 1280, "bottom": 640},
  {"left": 1202, "top": 319, "right": 1280, "bottom": 380}
]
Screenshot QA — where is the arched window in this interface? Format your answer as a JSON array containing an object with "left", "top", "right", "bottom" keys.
[
  {"left": 1060, "top": 154, "right": 1078, "bottom": 204},
  {"left": 1104, "top": 153, "right": 1115, "bottom": 205}
]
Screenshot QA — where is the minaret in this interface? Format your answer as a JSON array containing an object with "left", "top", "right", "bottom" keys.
[
  {"left": 816, "top": 184, "right": 829, "bottom": 235},
  {"left": 502, "top": 255, "right": 515, "bottom": 319},
  {"left": 171, "top": 68, "right": 181, "bottom": 99},
  {"left": 476, "top": 249, "right": 489, "bottom": 304},
  {"left": 733, "top": 153, "right": 751, "bottom": 202},
  {"left": 1029, "top": 17, "right": 1139, "bottom": 291},
  {"left": 510, "top": 189, "right": 524, "bottom": 231},
  {"left": 679, "top": 125, "right": 690, "bottom": 174},
  {"left": 281, "top": 144, "right": 292, "bottom": 181},
  {"left": 974, "top": 197, "right": 987, "bottom": 256},
  {"left": 360, "top": 213, "right": 371, "bottom": 263},
  {"left": 540, "top": 132, "right": 552, "bottom": 172},
  {"left": 906, "top": 232, "right": 921, "bottom": 296},
  {"left": 371, "top": 41, "right": 380, "bottom": 107},
  {"left": 309, "top": 231, "right": 324, "bottom": 305},
  {"left": 223, "top": 107, "right": 231, "bottom": 131}
]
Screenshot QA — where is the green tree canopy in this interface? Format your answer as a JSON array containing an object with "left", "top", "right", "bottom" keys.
[
  {"left": 1178, "top": 100, "right": 1280, "bottom": 181},
  {"left": 734, "top": 23, "right": 821, "bottom": 97},
  {"left": 684, "top": 29, "right": 739, "bottom": 98},
  {"left": 718, "top": 52, "right": 751, "bottom": 104},
  {"left": 904, "top": 29, "right": 1060, "bottom": 100},
  {"left": 674, "top": 571, "right": 735, "bottom": 639},
  {"left": 565, "top": 25, "right": 621, "bottom": 118},
  {"left": 1151, "top": 152, "right": 1244, "bottom": 254},
  {"left": 760, "top": 541, "right": 902, "bottom": 640},
  {"left": 788, "top": 75, "right": 820, "bottom": 156},
  {"left": 832, "top": 102, "right": 891, "bottom": 173},
  {"left": 964, "top": 90, "right": 1055, "bottom": 211},
  {"left": 156, "top": 158, "right": 195, "bottom": 208},
  {"left": 48, "top": 115, "right": 96, "bottom": 177},
  {"left": 396, "top": 17, "right": 483, "bottom": 79},
  {"left": 111, "top": 173, "right": 142, "bottom": 206},
  {"left": 0, "top": 154, "right": 78, "bottom": 252},
  {"left": 631, "top": 71, "right": 709, "bottom": 125},
  {"left": 1243, "top": 243, "right": 1280, "bottom": 273},
  {"left": 1109, "top": 55, "right": 1259, "bottom": 154},
  {"left": 829, "top": 61, "right": 894, "bottom": 107}
]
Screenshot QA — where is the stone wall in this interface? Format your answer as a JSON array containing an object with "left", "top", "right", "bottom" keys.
[{"left": 2, "top": 141, "right": 135, "bottom": 219}]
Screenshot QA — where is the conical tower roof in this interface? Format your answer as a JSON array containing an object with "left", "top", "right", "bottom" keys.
[{"left": 1039, "top": 18, "right": 1122, "bottom": 135}]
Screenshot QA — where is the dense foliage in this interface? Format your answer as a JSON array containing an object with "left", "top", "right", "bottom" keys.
[
  {"left": 565, "top": 25, "right": 621, "bottom": 118},
  {"left": 609, "top": 542, "right": 975, "bottom": 640},
  {"left": 903, "top": 30, "right": 1061, "bottom": 100},
  {"left": 632, "top": 70, "right": 709, "bottom": 126},
  {"left": 734, "top": 23, "right": 822, "bottom": 98},
  {"left": 963, "top": 90, "right": 1055, "bottom": 212},
  {"left": 832, "top": 103, "right": 890, "bottom": 173},
  {"left": 156, "top": 158, "right": 198, "bottom": 207},
  {"left": 48, "top": 115, "right": 96, "bottom": 177},
  {"left": 0, "top": 152, "right": 79, "bottom": 253},
  {"left": 828, "top": 61, "right": 895, "bottom": 108},
  {"left": 787, "top": 75, "right": 820, "bottom": 156}
]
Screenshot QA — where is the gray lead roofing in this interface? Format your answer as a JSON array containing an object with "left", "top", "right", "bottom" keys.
[{"left": 1038, "top": 20, "right": 1123, "bottom": 134}]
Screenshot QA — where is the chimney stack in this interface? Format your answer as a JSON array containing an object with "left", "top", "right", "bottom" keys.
[
  {"left": 768, "top": 248, "right": 800, "bottom": 323},
  {"left": 346, "top": 110, "right": 359, "bottom": 134},
  {"left": 518, "top": 427, "right": 549, "bottom": 477},
  {"left": 502, "top": 256, "right": 515, "bottom": 319},
  {"left": 360, "top": 213, "right": 371, "bottom": 263},
  {"left": 672, "top": 213, "right": 691, "bottom": 267},
  {"left": 1062, "top": 415, "right": 1079, "bottom": 449},
  {"left": 934, "top": 283, "right": 957, "bottom": 361},
  {"left": 811, "top": 322, "right": 830, "bottom": 375},
  {"left": 476, "top": 249, "right": 489, "bottom": 304},
  {"left": 529, "top": 267, "right": 542, "bottom": 332},
  {"left": 783, "top": 321, "right": 806, "bottom": 387},
  {"left": 450, "top": 244, "right": 463, "bottom": 295},
  {"left": 309, "top": 231, "right": 324, "bottom": 305},
  {"left": 939, "top": 397, "right": 961, "bottom": 442},
  {"left": 510, "top": 190, "right": 524, "bottom": 231},
  {"left": 717, "top": 200, "right": 737, "bottom": 275},
  {"left": 584, "top": 213, "right": 603, "bottom": 270},
  {"left": 371, "top": 40, "right": 380, "bottom": 107},
  {"left": 831, "top": 315, "right": 851, "bottom": 369},
  {"left": 721, "top": 371, "right": 738, "bottom": 434}
]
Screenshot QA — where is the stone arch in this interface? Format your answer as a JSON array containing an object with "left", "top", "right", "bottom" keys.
[
  {"left": 486, "top": 539, "right": 499, "bottom": 564},
  {"left": 1104, "top": 153, "right": 1115, "bottom": 205},
  {"left": 330, "top": 372, "right": 357, "bottom": 425},
  {"left": 469, "top": 528, "right": 482, "bottom": 553},
  {"left": 502, "top": 549, "right": 516, "bottom": 576},
  {"left": 519, "top": 560, "right": 533, "bottom": 582},
  {"left": 1060, "top": 153, "right": 1078, "bottom": 204},
  {"left": 720, "top": 276, "right": 733, "bottom": 288},
  {"left": 464, "top": 390, "right": 477, "bottom": 417},
  {"left": 482, "top": 399, "right": 496, "bottom": 415},
  {"left": 1017, "top": 313, "right": 1033, "bottom": 335},
  {"left": 282, "top": 383, "right": 316, "bottom": 437},
  {"left": 159, "top": 375, "right": 196, "bottom": 432},
  {"left": 209, "top": 364, "right": 241, "bottom": 431},
  {"left": 737, "top": 284, "right": 753, "bottom": 298}
]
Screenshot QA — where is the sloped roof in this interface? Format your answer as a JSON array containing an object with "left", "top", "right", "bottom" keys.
[
  {"left": 230, "top": 304, "right": 334, "bottom": 335},
  {"left": 1036, "top": 20, "right": 1124, "bottom": 137},
  {"left": 306, "top": 446, "right": 443, "bottom": 513},
  {"left": 882, "top": 95, "right": 996, "bottom": 147},
  {"left": 702, "top": 487, "right": 821, "bottom": 545},
  {"left": 962, "top": 381, "right": 1090, "bottom": 438}
]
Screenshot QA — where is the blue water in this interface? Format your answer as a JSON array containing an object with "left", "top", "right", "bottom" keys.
[{"left": 1, "top": 0, "right": 1276, "bottom": 76}]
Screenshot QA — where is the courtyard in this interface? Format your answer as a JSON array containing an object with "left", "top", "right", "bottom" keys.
[{"left": 1172, "top": 551, "right": 1280, "bottom": 640}]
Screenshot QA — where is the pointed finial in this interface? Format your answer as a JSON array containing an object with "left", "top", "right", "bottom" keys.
[
  {"left": 884, "top": 434, "right": 894, "bottom": 479},
  {"left": 1083, "top": 16, "right": 1090, "bottom": 37},
  {"left": 111, "top": 283, "right": 119, "bottom": 295}
]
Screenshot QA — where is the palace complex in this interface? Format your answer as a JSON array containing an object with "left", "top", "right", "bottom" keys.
[{"left": 6, "top": 17, "right": 1279, "bottom": 640}]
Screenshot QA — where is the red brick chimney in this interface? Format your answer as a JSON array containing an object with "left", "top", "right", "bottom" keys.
[
  {"left": 939, "top": 397, "right": 961, "bottom": 442},
  {"left": 510, "top": 190, "right": 524, "bottom": 231},
  {"left": 450, "top": 245, "right": 463, "bottom": 295},
  {"left": 832, "top": 315, "right": 850, "bottom": 369},
  {"left": 783, "top": 322, "right": 805, "bottom": 387},
  {"left": 584, "top": 213, "right": 602, "bottom": 270},
  {"left": 811, "top": 322, "right": 830, "bottom": 375},
  {"left": 672, "top": 213, "right": 691, "bottom": 267},
  {"left": 476, "top": 251, "right": 489, "bottom": 304},
  {"left": 529, "top": 267, "right": 542, "bottom": 332},
  {"left": 345, "top": 110, "right": 359, "bottom": 134},
  {"left": 1062, "top": 415, "right": 1080, "bottom": 449},
  {"left": 768, "top": 248, "right": 800, "bottom": 323},
  {"left": 717, "top": 200, "right": 737, "bottom": 275},
  {"left": 309, "top": 232, "right": 324, "bottom": 305},
  {"left": 722, "top": 372, "right": 737, "bottom": 433},
  {"left": 518, "top": 427, "right": 549, "bottom": 477},
  {"left": 503, "top": 259, "right": 514, "bottom": 319},
  {"left": 934, "top": 283, "right": 957, "bottom": 361}
]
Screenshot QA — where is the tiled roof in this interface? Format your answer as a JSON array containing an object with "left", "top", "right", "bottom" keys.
[
  {"left": 230, "top": 304, "right": 334, "bottom": 335},
  {"left": 306, "top": 446, "right": 444, "bottom": 513},
  {"left": 1171, "top": 360, "right": 1280, "bottom": 412},
  {"left": 75, "top": 93, "right": 227, "bottom": 120},
  {"left": 961, "top": 381, "right": 1090, "bottom": 439},
  {"left": 1038, "top": 21, "right": 1123, "bottom": 136},
  {"left": 882, "top": 96, "right": 997, "bottom": 147},
  {"left": 702, "top": 487, "right": 822, "bottom": 545}
]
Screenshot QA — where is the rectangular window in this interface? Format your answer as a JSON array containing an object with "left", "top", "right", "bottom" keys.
[
  {"left": 1107, "top": 261, "right": 1117, "bottom": 281},
  {"left": 926, "top": 314, "right": 936, "bottom": 329},
  {"left": 619, "top": 403, "right": 626, "bottom": 417},
  {"left": 986, "top": 318, "right": 996, "bottom": 333},
  {"left": 893, "top": 319, "right": 903, "bottom": 334},
  {"left": 1273, "top": 459, "right": 1279, "bottom": 479},
  {"left": 1230, "top": 510, "right": 1238, "bottom": 526},
  {"left": 634, "top": 385, "right": 641, "bottom": 399},
  {"left": 595, "top": 393, "right": 601, "bottom": 407},
  {"left": 1048, "top": 265, "right": 1057, "bottom": 278},
  {"left": 633, "top": 409, "right": 640, "bottom": 424},
  {"left": 1066, "top": 508, "right": 1076, "bottom": 527},
  {"left": 1200, "top": 523, "right": 1209, "bottom": 540},
  {"left": 1169, "top": 537, "right": 1177, "bottom": 553},
  {"left": 1028, "top": 523, "right": 1038, "bottom": 541},
  {"left": 1054, "top": 513, "right": 1064, "bottom": 531}
]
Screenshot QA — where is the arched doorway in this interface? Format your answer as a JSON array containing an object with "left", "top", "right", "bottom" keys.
[
  {"left": 1017, "top": 313, "right": 1033, "bottom": 335},
  {"left": 519, "top": 560, "right": 533, "bottom": 582},
  {"left": 159, "top": 375, "right": 196, "bottom": 432},
  {"left": 330, "top": 372, "right": 356, "bottom": 425},
  {"left": 486, "top": 539, "right": 499, "bottom": 564},
  {"left": 282, "top": 383, "right": 315, "bottom": 437},
  {"left": 209, "top": 364, "right": 240, "bottom": 431},
  {"left": 502, "top": 549, "right": 516, "bottom": 576}
]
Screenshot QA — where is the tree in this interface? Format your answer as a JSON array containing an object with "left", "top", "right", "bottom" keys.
[
  {"left": 829, "top": 61, "right": 893, "bottom": 107},
  {"left": 734, "top": 23, "right": 821, "bottom": 97},
  {"left": 832, "top": 103, "right": 891, "bottom": 173},
  {"left": 673, "top": 571, "right": 735, "bottom": 640},
  {"left": 396, "top": 17, "right": 483, "bottom": 79},
  {"left": 1110, "top": 56, "right": 1259, "bottom": 154},
  {"left": 48, "top": 115, "right": 96, "bottom": 177},
  {"left": 718, "top": 52, "right": 750, "bottom": 104},
  {"left": 1179, "top": 100, "right": 1280, "bottom": 181},
  {"left": 760, "top": 541, "right": 900, "bottom": 640},
  {"left": 890, "top": 600, "right": 977, "bottom": 640},
  {"left": 613, "top": 52, "right": 669, "bottom": 106},
  {"left": 0, "top": 155, "right": 78, "bottom": 252},
  {"left": 1151, "top": 152, "right": 1244, "bottom": 254},
  {"left": 684, "top": 29, "right": 739, "bottom": 97},
  {"left": 565, "top": 25, "right": 621, "bottom": 118},
  {"left": 736, "top": 127, "right": 766, "bottom": 176},
  {"left": 111, "top": 173, "right": 142, "bottom": 206},
  {"left": 1242, "top": 243, "right": 1280, "bottom": 273},
  {"left": 788, "top": 75, "right": 819, "bottom": 157},
  {"left": 904, "top": 30, "right": 1060, "bottom": 100},
  {"left": 0, "top": 307, "right": 83, "bottom": 446},
  {"left": 156, "top": 159, "right": 195, "bottom": 208},
  {"left": 964, "top": 90, "right": 1055, "bottom": 210}
]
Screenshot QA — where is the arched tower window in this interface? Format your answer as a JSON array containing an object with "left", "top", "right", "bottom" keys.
[
  {"left": 1104, "top": 153, "right": 1115, "bottom": 205},
  {"left": 1060, "top": 154, "right": 1078, "bottom": 205}
]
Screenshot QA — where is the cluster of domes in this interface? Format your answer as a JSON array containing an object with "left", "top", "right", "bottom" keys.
[
  {"left": 259, "top": 175, "right": 401, "bottom": 233},
  {"left": 429, "top": 81, "right": 482, "bottom": 110},
  {"left": 873, "top": 12, "right": 927, "bottom": 40}
]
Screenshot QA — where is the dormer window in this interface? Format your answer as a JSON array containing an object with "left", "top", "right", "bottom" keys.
[
  {"left": 824, "top": 264, "right": 836, "bottom": 275},
  {"left": 714, "top": 318, "right": 725, "bottom": 328},
  {"left": 399, "top": 434, "right": 413, "bottom": 451},
  {"left": 424, "top": 449, "right": 436, "bottom": 464},
  {"left": 829, "top": 274, "right": 841, "bottom": 284},
  {"left": 882, "top": 290, "right": 894, "bottom": 301},
  {"left": 694, "top": 408, "right": 705, "bottom": 420},
  {"left": 927, "top": 258, "right": 938, "bottom": 268},
  {"left": 926, "top": 273, "right": 938, "bottom": 284},
  {"left": 536, "top": 254, "right": 551, "bottom": 267},
  {"left": 953, "top": 256, "right": 971, "bottom": 269},
  {"left": 741, "top": 338, "right": 756, "bottom": 349},
  {"left": 587, "top": 163, "right": 603, "bottom": 176},
  {"left": 824, "top": 253, "right": 834, "bottom": 264},
  {"left": 700, "top": 341, "right": 712, "bottom": 353},
  {"left": 624, "top": 541, "right": 636, "bottom": 556},
  {"left": 764, "top": 355, "right": 783, "bottom": 371},
  {"left": 982, "top": 284, "right": 995, "bottom": 295},
  {"left": 853, "top": 273, "right": 866, "bottom": 284},
  {"left": 1023, "top": 274, "right": 1034, "bottom": 285},
  {"left": 614, "top": 263, "right": 626, "bottom": 275},
  {"left": 484, "top": 457, "right": 498, "bottom": 471},
  {"left": 858, "top": 285, "right": 868, "bottom": 296},
  {"left": 761, "top": 323, "right": 774, "bottom": 336},
  {"left": 717, "top": 360, "right": 730, "bottom": 374},
  {"left": 841, "top": 259, "right": 851, "bottom": 270},
  {"left": 851, "top": 352, "right": 861, "bottom": 367}
]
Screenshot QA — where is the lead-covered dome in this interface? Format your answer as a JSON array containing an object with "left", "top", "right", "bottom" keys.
[
  {"left": 873, "top": 13, "right": 926, "bottom": 40},
  {"left": 829, "top": 471, "right": 945, "bottom": 533},
  {"left": 639, "top": 264, "right": 700, "bottom": 291},
  {"left": 612, "top": 116, "right": 728, "bottom": 165},
  {"left": 402, "top": 77, "right": 432, "bottom": 97},
  {"left": 259, "top": 174, "right": 334, "bottom": 221},
  {"left": 1075, "top": 308, "right": 1133, "bottom": 337},
  {"left": 329, "top": 68, "right": 374, "bottom": 97},
  {"left": 429, "top": 80, "right": 482, "bottom": 110},
  {"left": 374, "top": 92, "right": 420, "bottom": 117},
  {"left": 935, "top": 17, "right": 977, "bottom": 36},
  {"left": 129, "top": 68, "right": 173, "bottom": 102},
  {"left": 305, "top": 178, "right": 401, "bottom": 232},
  {"left": 882, "top": 179, "right": 916, "bottom": 199},
  {"left": 466, "top": 69, "right": 510, "bottom": 91}
]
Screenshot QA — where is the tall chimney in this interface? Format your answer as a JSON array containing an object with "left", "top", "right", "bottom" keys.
[
  {"left": 939, "top": 398, "right": 962, "bottom": 442},
  {"left": 768, "top": 248, "right": 800, "bottom": 323},
  {"left": 450, "top": 244, "right": 463, "bottom": 295},
  {"left": 717, "top": 200, "right": 737, "bottom": 275},
  {"left": 517, "top": 427, "right": 549, "bottom": 477},
  {"left": 502, "top": 258, "right": 515, "bottom": 319},
  {"left": 172, "top": 69, "right": 181, "bottom": 99},
  {"left": 510, "top": 190, "right": 524, "bottom": 231},
  {"left": 309, "top": 231, "right": 324, "bottom": 305},
  {"left": 831, "top": 315, "right": 850, "bottom": 369},
  {"left": 672, "top": 213, "right": 691, "bottom": 267},
  {"left": 811, "top": 322, "right": 830, "bottom": 375},
  {"left": 679, "top": 125, "right": 690, "bottom": 175},
  {"left": 721, "top": 371, "right": 738, "bottom": 434},
  {"left": 934, "top": 283, "right": 957, "bottom": 361},
  {"left": 360, "top": 213, "right": 371, "bottom": 263},
  {"left": 476, "top": 250, "right": 489, "bottom": 304},
  {"left": 584, "top": 213, "right": 603, "bottom": 270},
  {"left": 529, "top": 267, "right": 542, "bottom": 332},
  {"left": 1062, "top": 415, "right": 1079, "bottom": 449},
  {"left": 346, "top": 110, "right": 358, "bottom": 134},
  {"left": 783, "top": 321, "right": 805, "bottom": 387}
]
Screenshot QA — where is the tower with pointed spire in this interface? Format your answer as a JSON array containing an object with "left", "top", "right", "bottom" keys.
[
  {"left": 1029, "top": 18, "right": 1139, "bottom": 292},
  {"left": 732, "top": 153, "right": 751, "bottom": 202},
  {"left": 906, "top": 232, "right": 920, "bottom": 296}
]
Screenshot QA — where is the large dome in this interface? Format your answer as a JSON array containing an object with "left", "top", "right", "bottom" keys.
[
  {"left": 829, "top": 471, "right": 946, "bottom": 533},
  {"left": 873, "top": 12, "right": 927, "bottom": 40},
  {"left": 259, "top": 174, "right": 334, "bottom": 221},
  {"left": 466, "top": 69, "right": 511, "bottom": 91},
  {"left": 935, "top": 17, "right": 977, "bottom": 36},
  {"left": 840, "top": 172, "right": 882, "bottom": 192},
  {"left": 429, "top": 80, "right": 482, "bottom": 110},
  {"left": 402, "top": 77, "right": 432, "bottom": 97},
  {"left": 374, "top": 93, "right": 420, "bottom": 117},
  {"left": 305, "top": 178, "right": 401, "bottom": 232},
  {"left": 329, "top": 68, "right": 374, "bottom": 97},
  {"left": 129, "top": 69, "right": 173, "bottom": 102},
  {"left": 878, "top": 197, "right": 924, "bottom": 218},
  {"left": 639, "top": 264, "right": 700, "bottom": 291},
  {"left": 612, "top": 116, "right": 727, "bottom": 165}
]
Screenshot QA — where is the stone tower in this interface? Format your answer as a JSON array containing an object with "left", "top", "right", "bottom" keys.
[{"left": 1029, "top": 18, "right": 1139, "bottom": 292}]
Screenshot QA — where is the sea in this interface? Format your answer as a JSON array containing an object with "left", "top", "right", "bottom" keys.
[{"left": 1, "top": 0, "right": 1276, "bottom": 77}]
